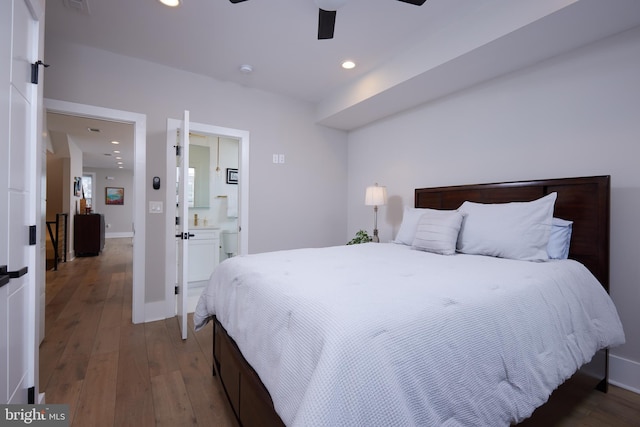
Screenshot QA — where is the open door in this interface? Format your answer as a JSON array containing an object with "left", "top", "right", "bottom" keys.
[
  {"left": 1, "top": 0, "right": 44, "bottom": 404},
  {"left": 176, "top": 110, "right": 190, "bottom": 339},
  {"left": 165, "top": 117, "right": 250, "bottom": 333}
]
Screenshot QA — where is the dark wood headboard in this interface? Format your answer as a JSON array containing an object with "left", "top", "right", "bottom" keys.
[{"left": 415, "top": 176, "right": 610, "bottom": 291}]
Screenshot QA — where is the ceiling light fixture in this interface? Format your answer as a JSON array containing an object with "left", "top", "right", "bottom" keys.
[
  {"left": 342, "top": 60, "right": 356, "bottom": 69},
  {"left": 239, "top": 64, "right": 253, "bottom": 74},
  {"left": 315, "top": 0, "right": 348, "bottom": 11},
  {"left": 215, "top": 137, "right": 222, "bottom": 177},
  {"left": 158, "top": 0, "right": 180, "bottom": 7}
]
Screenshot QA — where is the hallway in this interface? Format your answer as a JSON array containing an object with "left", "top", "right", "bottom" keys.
[{"left": 39, "top": 238, "right": 237, "bottom": 426}]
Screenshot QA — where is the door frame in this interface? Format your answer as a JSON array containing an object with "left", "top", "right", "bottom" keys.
[
  {"left": 44, "top": 99, "right": 147, "bottom": 324},
  {"left": 164, "top": 118, "right": 249, "bottom": 318}
]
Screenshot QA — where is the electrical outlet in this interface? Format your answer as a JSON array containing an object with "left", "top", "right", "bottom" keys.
[
  {"left": 273, "top": 154, "right": 279, "bottom": 164},
  {"left": 279, "top": 154, "right": 285, "bottom": 164}
]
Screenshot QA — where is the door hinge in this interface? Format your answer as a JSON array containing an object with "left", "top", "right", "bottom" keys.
[
  {"left": 175, "top": 145, "right": 181, "bottom": 156},
  {"left": 175, "top": 286, "right": 179, "bottom": 295},
  {"left": 175, "top": 216, "right": 180, "bottom": 226},
  {"left": 28, "top": 386, "right": 35, "bottom": 404},
  {"left": 29, "top": 225, "right": 36, "bottom": 245},
  {"left": 31, "top": 60, "right": 49, "bottom": 85}
]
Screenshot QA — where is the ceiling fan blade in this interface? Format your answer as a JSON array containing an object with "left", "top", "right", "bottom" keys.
[
  {"left": 229, "top": 0, "right": 249, "bottom": 3},
  {"left": 396, "top": 0, "right": 427, "bottom": 5},
  {"left": 318, "top": 9, "right": 336, "bottom": 40}
]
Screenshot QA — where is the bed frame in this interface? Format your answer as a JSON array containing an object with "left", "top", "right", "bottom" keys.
[{"left": 212, "top": 175, "right": 611, "bottom": 427}]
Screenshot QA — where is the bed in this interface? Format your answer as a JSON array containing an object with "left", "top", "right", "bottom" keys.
[{"left": 194, "top": 175, "right": 625, "bottom": 427}]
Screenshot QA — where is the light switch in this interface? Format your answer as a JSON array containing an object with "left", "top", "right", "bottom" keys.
[{"left": 149, "top": 201, "right": 163, "bottom": 213}]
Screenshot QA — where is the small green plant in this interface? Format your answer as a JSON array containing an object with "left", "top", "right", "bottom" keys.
[{"left": 347, "top": 230, "right": 372, "bottom": 245}]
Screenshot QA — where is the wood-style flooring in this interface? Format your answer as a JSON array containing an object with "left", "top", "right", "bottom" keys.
[
  {"left": 40, "top": 238, "right": 640, "bottom": 426},
  {"left": 40, "top": 238, "right": 237, "bottom": 426}
]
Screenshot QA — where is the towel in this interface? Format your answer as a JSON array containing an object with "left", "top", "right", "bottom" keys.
[{"left": 227, "top": 192, "right": 238, "bottom": 218}]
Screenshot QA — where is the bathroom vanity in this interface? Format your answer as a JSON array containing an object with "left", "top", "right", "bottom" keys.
[{"left": 188, "top": 227, "right": 220, "bottom": 282}]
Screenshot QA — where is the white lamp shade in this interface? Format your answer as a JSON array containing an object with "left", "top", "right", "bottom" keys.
[{"left": 365, "top": 185, "right": 387, "bottom": 206}]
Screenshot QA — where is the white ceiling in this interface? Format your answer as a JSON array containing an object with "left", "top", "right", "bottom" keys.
[
  {"left": 46, "top": 113, "right": 134, "bottom": 170},
  {"left": 44, "top": 0, "right": 640, "bottom": 168},
  {"left": 45, "top": 0, "right": 472, "bottom": 104}
]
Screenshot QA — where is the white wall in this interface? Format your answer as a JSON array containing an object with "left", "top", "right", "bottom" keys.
[
  {"left": 84, "top": 167, "right": 134, "bottom": 237},
  {"left": 42, "top": 38, "right": 348, "bottom": 303},
  {"left": 188, "top": 136, "right": 239, "bottom": 233},
  {"left": 67, "top": 140, "right": 83, "bottom": 258},
  {"left": 347, "top": 26, "right": 640, "bottom": 391}
]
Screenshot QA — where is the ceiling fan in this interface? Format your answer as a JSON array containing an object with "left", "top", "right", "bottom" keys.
[{"left": 229, "top": 0, "right": 428, "bottom": 40}]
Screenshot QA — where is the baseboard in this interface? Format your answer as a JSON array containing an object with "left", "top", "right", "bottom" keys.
[
  {"left": 106, "top": 232, "right": 134, "bottom": 238},
  {"left": 609, "top": 353, "right": 640, "bottom": 394}
]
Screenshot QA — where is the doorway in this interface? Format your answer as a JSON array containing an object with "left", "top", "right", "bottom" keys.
[
  {"left": 43, "top": 99, "right": 147, "bottom": 324},
  {"left": 164, "top": 117, "right": 249, "bottom": 319}
]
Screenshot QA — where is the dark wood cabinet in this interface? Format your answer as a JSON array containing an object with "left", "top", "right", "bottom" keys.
[{"left": 74, "top": 214, "right": 105, "bottom": 256}]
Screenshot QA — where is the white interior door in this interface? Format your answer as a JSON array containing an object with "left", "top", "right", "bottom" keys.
[
  {"left": 1, "top": 0, "right": 42, "bottom": 404},
  {"left": 176, "top": 110, "right": 190, "bottom": 339},
  {"left": 165, "top": 117, "right": 250, "bottom": 327}
]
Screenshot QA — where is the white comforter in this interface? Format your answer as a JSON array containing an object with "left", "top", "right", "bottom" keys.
[{"left": 194, "top": 243, "right": 625, "bottom": 427}]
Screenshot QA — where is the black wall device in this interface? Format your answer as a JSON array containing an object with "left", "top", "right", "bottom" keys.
[{"left": 153, "top": 176, "right": 161, "bottom": 190}]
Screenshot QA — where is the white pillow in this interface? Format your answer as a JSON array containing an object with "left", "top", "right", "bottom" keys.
[
  {"left": 457, "top": 192, "right": 557, "bottom": 261},
  {"left": 412, "top": 209, "right": 464, "bottom": 255},
  {"left": 547, "top": 217, "right": 573, "bottom": 259},
  {"left": 394, "top": 207, "right": 431, "bottom": 245}
]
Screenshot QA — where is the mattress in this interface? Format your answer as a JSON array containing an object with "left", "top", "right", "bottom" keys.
[{"left": 194, "top": 242, "right": 625, "bottom": 426}]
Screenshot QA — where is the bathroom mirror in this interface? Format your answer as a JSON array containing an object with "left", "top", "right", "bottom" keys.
[{"left": 189, "top": 144, "right": 210, "bottom": 208}]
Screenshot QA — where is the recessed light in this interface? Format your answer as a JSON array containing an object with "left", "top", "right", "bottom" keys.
[
  {"left": 111, "top": 141, "right": 120, "bottom": 145},
  {"left": 158, "top": 0, "right": 180, "bottom": 7},
  {"left": 117, "top": 162, "right": 123, "bottom": 165},
  {"left": 240, "top": 64, "right": 253, "bottom": 74},
  {"left": 113, "top": 150, "right": 120, "bottom": 154},
  {"left": 116, "top": 156, "right": 122, "bottom": 160},
  {"left": 342, "top": 60, "right": 356, "bottom": 70}
]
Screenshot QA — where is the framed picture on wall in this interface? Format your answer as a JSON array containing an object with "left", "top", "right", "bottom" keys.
[
  {"left": 226, "top": 168, "right": 238, "bottom": 184},
  {"left": 105, "top": 187, "right": 125, "bottom": 205}
]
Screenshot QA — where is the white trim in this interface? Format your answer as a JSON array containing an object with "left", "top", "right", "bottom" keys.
[
  {"left": 106, "top": 232, "right": 134, "bottom": 239},
  {"left": 165, "top": 118, "right": 250, "bottom": 318},
  {"left": 43, "top": 99, "right": 147, "bottom": 324},
  {"left": 144, "top": 300, "right": 168, "bottom": 323},
  {"left": 610, "top": 353, "right": 640, "bottom": 394}
]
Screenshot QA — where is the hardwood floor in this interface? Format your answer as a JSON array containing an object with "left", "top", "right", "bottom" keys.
[
  {"left": 40, "top": 238, "right": 237, "bottom": 426},
  {"left": 40, "top": 238, "right": 640, "bottom": 426}
]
